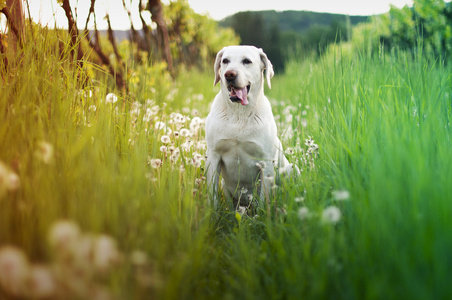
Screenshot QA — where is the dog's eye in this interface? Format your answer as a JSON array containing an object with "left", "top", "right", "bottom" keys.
[
  {"left": 243, "top": 58, "right": 252, "bottom": 65},
  {"left": 222, "top": 58, "right": 230, "bottom": 64}
]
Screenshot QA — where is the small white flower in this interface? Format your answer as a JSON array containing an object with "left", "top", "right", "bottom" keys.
[
  {"left": 35, "top": 141, "right": 54, "bottom": 164},
  {"left": 48, "top": 220, "right": 80, "bottom": 251},
  {"left": 28, "top": 265, "right": 56, "bottom": 299},
  {"left": 285, "top": 147, "right": 294, "bottom": 155},
  {"left": 322, "top": 206, "right": 341, "bottom": 224},
  {"left": 180, "top": 128, "right": 190, "bottom": 137},
  {"left": 295, "top": 196, "right": 305, "bottom": 203},
  {"left": 93, "top": 235, "right": 120, "bottom": 272},
  {"left": 332, "top": 190, "right": 350, "bottom": 201},
  {"left": 150, "top": 159, "right": 162, "bottom": 169},
  {"left": 256, "top": 161, "right": 267, "bottom": 169},
  {"left": 155, "top": 121, "right": 166, "bottom": 131},
  {"left": 161, "top": 135, "right": 171, "bottom": 144},
  {"left": 298, "top": 207, "right": 310, "bottom": 220},
  {"left": 160, "top": 146, "right": 168, "bottom": 153},
  {"left": 105, "top": 93, "right": 118, "bottom": 103},
  {"left": 0, "top": 246, "right": 29, "bottom": 296}
]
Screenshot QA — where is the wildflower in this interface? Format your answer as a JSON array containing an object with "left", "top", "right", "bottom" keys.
[
  {"left": 180, "top": 128, "right": 190, "bottom": 137},
  {"left": 161, "top": 135, "right": 171, "bottom": 144},
  {"left": 130, "top": 101, "right": 142, "bottom": 116},
  {"left": 240, "top": 187, "right": 248, "bottom": 194},
  {"left": 190, "top": 117, "right": 203, "bottom": 131},
  {"left": 247, "top": 194, "right": 253, "bottom": 202},
  {"left": 150, "top": 159, "right": 162, "bottom": 169},
  {"left": 143, "top": 108, "right": 153, "bottom": 122},
  {"left": 8, "top": 172, "right": 20, "bottom": 191},
  {"left": 256, "top": 161, "right": 267, "bottom": 169},
  {"left": 180, "top": 141, "right": 193, "bottom": 152},
  {"left": 295, "top": 196, "right": 305, "bottom": 203},
  {"left": 0, "top": 246, "right": 29, "bottom": 297},
  {"left": 155, "top": 121, "right": 166, "bottom": 131},
  {"left": 285, "top": 147, "right": 294, "bottom": 155},
  {"left": 305, "top": 136, "right": 315, "bottom": 147},
  {"left": 35, "top": 141, "right": 54, "bottom": 164},
  {"left": 93, "top": 235, "right": 121, "bottom": 273},
  {"left": 173, "top": 113, "right": 186, "bottom": 123},
  {"left": 332, "top": 190, "right": 350, "bottom": 201},
  {"left": 322, "top": 206, "right": 341, "bottom": 224},
  {"left": 48, "top": 220, "right": 80, "bottom": 251},
  {"left": 88, "top": 105, "right": 97, "bottom": 112},
  {"left": 237, "top": 207, "right": 246, "bottom": 217},
  {"left": 298, "top": 207, "right": 310, "bottom": 220},
  {"left": 192, "top": 159, "right": 202, "bottom": 168},
  {"left": 105, "top": 93, "right": 118, "bottom": 103},
  {"left": 160, "top": 146, "right": 168, "bottom": 153},
  {"left": 193, "top": 153, "right": 203, "bottom": 162},
  {"left": 28, "top": 265, "right": 56, "bottom": 299},
  {"left": 0, "top": 162, "right": 20, "bottom": 196}
]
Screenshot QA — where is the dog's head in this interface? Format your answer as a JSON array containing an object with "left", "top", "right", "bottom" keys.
[{"left": 214, "top": 46, "right": 274, "bottom": 106}]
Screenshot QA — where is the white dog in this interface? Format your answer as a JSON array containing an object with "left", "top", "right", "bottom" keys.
[{"left": 205, "top": 46, "right": 297, "bottom": 209}]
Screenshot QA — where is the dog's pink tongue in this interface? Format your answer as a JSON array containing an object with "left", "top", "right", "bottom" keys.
[{"left": 235, "top": 87, "right": 249, "bottom": 106}]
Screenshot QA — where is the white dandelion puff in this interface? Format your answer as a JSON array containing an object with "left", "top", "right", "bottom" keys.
[
  {"left": 322, "top": 206, "right": 341, "bottom": 224},
  {"left": 161, "top": 135, "right": 171, "bottom": 144},
  {"left": 298, "top": 207, "right": 310, "bottom": 220},
  {"left": 180, "top": 128, "right": 190, "bottom": 137},
  {"left": 150, "top": 159, "right": 163, "bottom": 169},
  {"left": 105, "top": 93, "right": 118, "bottom": 103},
  {"left": 332, "top": 190, "right": 350, "bottom": 201}
]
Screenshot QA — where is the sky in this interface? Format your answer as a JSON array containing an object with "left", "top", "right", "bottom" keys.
[{"left": 2, "top": 0, "right": 414, "bottom": 31}]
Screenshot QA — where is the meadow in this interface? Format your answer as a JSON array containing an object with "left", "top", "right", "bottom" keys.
[{"left": 1, "top": 28, "right": 452, "bottom": 300}]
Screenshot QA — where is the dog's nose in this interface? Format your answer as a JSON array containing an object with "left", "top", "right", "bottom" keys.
[{"left": 225, "top": 70, "right": 237, "bottom": 82}]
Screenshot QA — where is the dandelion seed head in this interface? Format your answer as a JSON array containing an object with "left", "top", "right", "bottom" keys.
[
  {"left": 105, "top": 93, "right": 118, "bottom": 103},
  {"left": 161, "top": 135, "right": 171, "bottom": 144},
  {"left": 322, "top": 206, "right": 341, "bottom": 224},
  {"left": 256, "top": 161, "right": 267, "bottom": 169},
  {"left": 150, "top": 159, "right": 162, "bottom": 169},
  {"left": 48, "top": 220, "right": 80, "bottom": 251},
  {"left": 0, "top": 246, "right": 29, "bottom": 297},
  {"left": 295, "top": 196, "right": 305, "bottom": 203},
  {"left": 35, "top": 141, "right": 54, "bottom": 164},
  {"left": 155, "top": 121, "right": 166, "bottom": 131},
  {"left": 298, "top": 207, "right": 310, "bottom": 220},
  {"left": 93, "top": 235, "right": 121, "bottom": 272},
  {"left": 180, "top": 128, "right": 190, "bottom": 137},
  {"left": 28, "top": 265, "right": 56, "bottom": 299},
  {"left": 332, "top": 190, "right": 350, "bottom": 201}
]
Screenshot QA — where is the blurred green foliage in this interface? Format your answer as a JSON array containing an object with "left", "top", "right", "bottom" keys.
[
  {"left": 220, "top": 11, "right": 368, "bottom": 72},
  {"left": 352, "top": 0, "right": 452, "bottom": 58}
]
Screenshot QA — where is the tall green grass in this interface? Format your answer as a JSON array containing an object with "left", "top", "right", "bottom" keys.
[{"left": 1, "top": 27, "right": 451, "bottom": 299}]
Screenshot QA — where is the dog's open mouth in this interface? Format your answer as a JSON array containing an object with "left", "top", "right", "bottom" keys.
[{"left": 228, "top": 84, "right": 251, "bottom": 106}]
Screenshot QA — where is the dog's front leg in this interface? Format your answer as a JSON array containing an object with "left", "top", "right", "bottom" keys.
[
  {"left": 206, "top": 155, "right": 221, "bottom": 209},
  {"left": 258, "top": 162, "right": 275, "bottom": 206}
]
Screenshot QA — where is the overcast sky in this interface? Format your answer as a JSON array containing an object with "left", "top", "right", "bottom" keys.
[{"left": 3, "top": 0, "right": 414, "bottom": 31}]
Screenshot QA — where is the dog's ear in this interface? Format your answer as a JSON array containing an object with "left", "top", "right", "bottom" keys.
[
  {"left": 214, "top": 48, "right": 225, "bottom": 86},
  {"left": 259, "top": 49, "right": 274, "bottom": 89}
]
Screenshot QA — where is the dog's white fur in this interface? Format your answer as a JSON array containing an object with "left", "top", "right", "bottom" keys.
[{"left": 205, "top": 46, "right": 297, "bottom": 208}]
